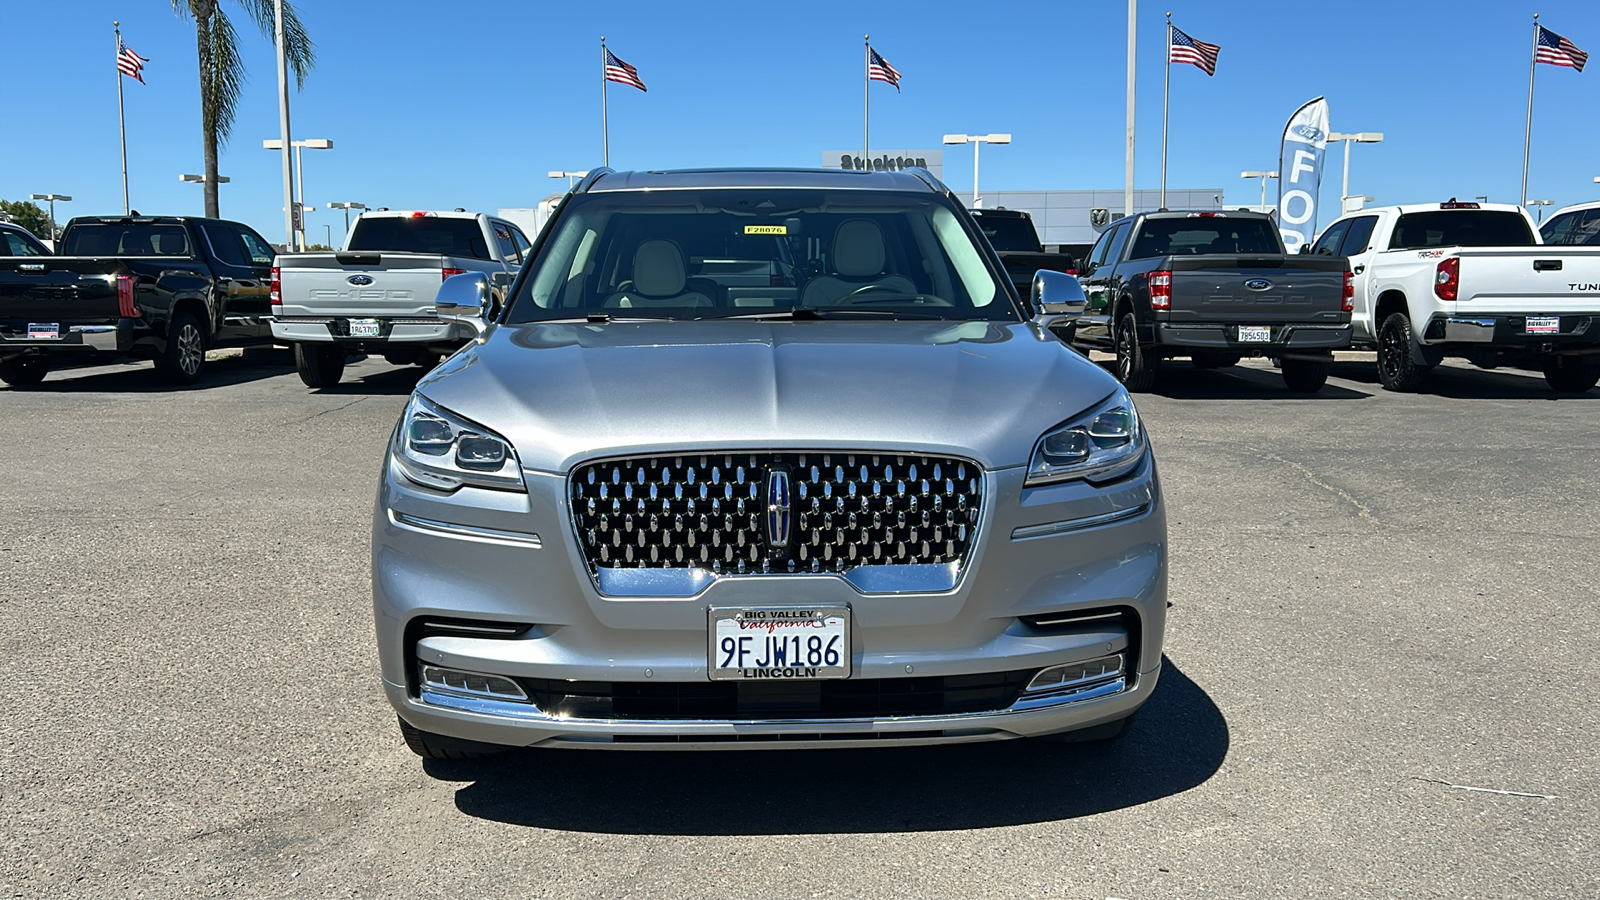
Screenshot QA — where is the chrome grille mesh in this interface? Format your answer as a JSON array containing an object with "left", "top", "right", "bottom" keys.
[{"left": 568, "top": 452, "right": 983, "bottom": 576}]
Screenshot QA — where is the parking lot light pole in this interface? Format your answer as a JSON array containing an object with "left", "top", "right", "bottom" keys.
[
  {"left": 27, "top": 193, "right": 72, "bottom": 242},
  {"left": 549, "top": 170, "right": 588, "bottom": 190},
  {"left": 1240, "top": 171, "right": 1278, "bottom": 213},
  {"left": 1525, "top": 199, "right": 1553, "bottom": 223},
  {"left": 327, "top": 201, "right": 366, "bottom": 240},
  {"left": 943, "top": 134, "right": 1011, "bottom": 208},
  {"left": 264, "top": 138, "right": 332, "bottom": 251},
  {"left": 1327, "top": 131, "right": 1384, "bottom": 210}
]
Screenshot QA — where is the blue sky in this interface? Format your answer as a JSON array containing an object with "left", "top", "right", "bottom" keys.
[{"left": 3, "top": 0, "right": 1599, "bottom": 243}]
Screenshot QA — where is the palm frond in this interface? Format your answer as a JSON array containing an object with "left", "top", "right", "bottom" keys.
[
  {"left": 204, "top": 8, "right": 245, "bottom": 145},
  {"left": 236, "top": 0, "right": 316, "bottom": 89}
]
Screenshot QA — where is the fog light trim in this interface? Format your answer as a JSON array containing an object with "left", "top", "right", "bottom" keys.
[
  {"left": 1025, "top": 654, "right": 1124, "bottom": 693},
  {"left": 420, "top": 664, "right": 530, "bottom": 702}
]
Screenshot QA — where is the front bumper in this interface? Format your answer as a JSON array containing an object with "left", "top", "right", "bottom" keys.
[
  {"left": 271, "top": 317, "right": 469, "bottom": 345},
  {"left": 1422, "top": 312, "right": 1600, "bottom": 347},
  {"left": 372, "top": 450, "right": 1167, "bottom": 750},
  {"left": 1156, "top": 322, "right": 1351, "bottom": 353}
]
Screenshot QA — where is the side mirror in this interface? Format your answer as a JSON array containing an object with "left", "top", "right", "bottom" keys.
[
  {"left": 435, "top": 271, "right": 490, "bottom": 334},
  {"left": 1298, "top": 244, "right": 1313, "bottom": 255},
  {"left": 1031, "top": 269, "right": 1088, "bottom": 319}
]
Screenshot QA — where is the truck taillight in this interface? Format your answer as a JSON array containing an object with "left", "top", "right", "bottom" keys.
[
  {"left": 1434, "top": 257, "right": 1459, "bottom": 302},
  {"left": 1149, "top": 270, "right": 1172, "bottom": 310},
  {"left": 1342, "top": 269, "right": 1354, "bottom": 312},
  {"left": 270, "top": 266, "right": 281, "bottom": 308},
  {"left": 116, "top": 274, "right": 137, "bottom": 318},
  {"left": 442, "top": 268, "right": 467, "bottom": 281}
]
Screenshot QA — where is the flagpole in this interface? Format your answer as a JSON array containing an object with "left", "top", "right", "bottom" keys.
[
  {"left": 1521, "top": 13, "right": 1539, "bottom": 208},
  {"left": 601, "top": 37, "right": 610, "bottom": 168},
  {"left": 115, "top": 21, "right": 129, "bottom": 215},
  {"left": 863, "top": 35, "right": 870, "bottom": 165},
  {"left": 1161, "top": 12, "right": 1171, "bottom": 210},
  {"left": 1125, "top": 0, "right": 1137, "bottom": 217}
]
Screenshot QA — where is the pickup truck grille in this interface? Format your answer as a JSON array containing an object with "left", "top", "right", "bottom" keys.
[{"left": 569, "top": 452, "right": 983, "bottom": 576}]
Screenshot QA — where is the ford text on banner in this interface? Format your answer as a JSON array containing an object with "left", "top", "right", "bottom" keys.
[{"left": 1277, "top": 97, "right": 1330, "bottom": 251}]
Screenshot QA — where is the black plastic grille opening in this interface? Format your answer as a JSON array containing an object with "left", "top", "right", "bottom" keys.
[
  {"left": 569, "top": 452, "right": 983, "bottom": 576},
  {"left": 520, "top": 669, "right": 1034, "bottom": 721}
]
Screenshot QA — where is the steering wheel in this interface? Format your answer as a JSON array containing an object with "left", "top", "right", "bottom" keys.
[{"left": 840, "top": 283, "right": 953, "bottom": 307}]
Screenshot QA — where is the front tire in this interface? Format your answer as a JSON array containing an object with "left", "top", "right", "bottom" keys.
[
  {"left": 294, "top": 343, "right": 346, "bottom": 388},
  {"left": 398, "top": 717, "right": 508, "bottom": 760},
  {"left": 1281, "top": 358, "right": 1331, "bottom": 393},
  {"left": 154, "top": 310, "right": 207, "bottom": 384},
  {"left": 1376, "top": 311, "right": 1430, "bottom": 392},
  {"left": 1114, "top": 311, "right": 1159, "bottom": 392},
  {"left": 1543, "top": 357, "right": 1600, "bottom": 393},
  {"left": 0, "top": 356, "right": 50, "bottom": 386}
]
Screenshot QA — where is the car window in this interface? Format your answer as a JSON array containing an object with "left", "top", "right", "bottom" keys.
[
  {"left": 1311, "top": 220, "right": 1351, "bottom": 256},
  {"left": 1083, "top": 226, "right": 1116, "bottom": 271},
  {"left": 3, "top": 230, "right": 47, "bottom": 256},
  {"left": 62, "top": 223, "right": 192, "bottom": 256},
  {"left": 508, "top": 188, "right": 1016, "bottom": 322},
  {"left": 203, "top": 224, "right": 249, "bottom": 266},
  {"left": 1128, "top": 217, "right": 1281, "bottom": 259},
  {"left": 510, "top": 226, "right": 532, "bottom": 261},
  {"left": 346, "top": 216, "right": 492, "bottom": 260},
  {"left": 1101, "top": 223, "right": 1131, "bottom": 266},
  {"left": 1388, "top": 211, "right": 1535, "bottom": 249},
  {"left": 1541, "top": 211, "right": 1579, "bottom": 244},
  {"left": 236, "top": 228, "right": 276, "bottom": 265},
  {"left": 1338, "top": 216, "right": 1379, "bottom": 255},
  {"left": 972, "top": 213, "right": 1043, "bottom": 253},
  {"left": 492, "top": 222, "right": 520, "bottom": 265}
]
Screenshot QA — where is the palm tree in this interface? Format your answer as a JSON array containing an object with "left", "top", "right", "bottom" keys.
[{"left": 171, "top": 0, "right": 314, "bottom": 218}]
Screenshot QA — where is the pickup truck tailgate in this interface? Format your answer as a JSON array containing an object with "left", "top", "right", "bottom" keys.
[
  {"left": 1455, "top": 247, "right": 1600, "bottom": 311},
  {"left": 276, "top": 252, "right": 449, "bottom": 318},
  {"left": 0, "top": 259, "right": 123, "bottom": 321},
  {"left": 1165, "top": 256, "right": 1348, "bottom": 325}
]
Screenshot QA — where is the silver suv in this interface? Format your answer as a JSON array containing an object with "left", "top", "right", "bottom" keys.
[{"left": 372, "top": 168, "right": 1167, "bottom": 755}]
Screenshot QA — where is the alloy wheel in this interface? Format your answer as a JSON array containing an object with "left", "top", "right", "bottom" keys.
[{"left": 178, "top": 324, "right": 204, "bottom": 376}]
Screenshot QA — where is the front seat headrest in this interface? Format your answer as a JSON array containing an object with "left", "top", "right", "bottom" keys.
[
  {"left": 833, "top": 220, "right": 886, "bottom": 277},
  {"left": 633, "top": 240, "right": 687, "bottom": 296}
]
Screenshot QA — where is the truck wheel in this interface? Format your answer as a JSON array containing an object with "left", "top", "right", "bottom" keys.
[
  {"left": 1543, "top": 357, "right": 1600, "bottom": 393},
  {"left": 294, "top": 343, "right": 346, "bottom": 388},
  {"left": 0, "top": 356, "right": 50, "bottom": 386},
  {"left": 1034, "top": 712, "right": 1138, "bottom": 744},
  {"left": 154, "top": 310, "right": 207, "bottom": 385},
  {"left": 1376, "top": 311, "right": 1430, "bottom": 392},
  {"left": 1281, "top": 359, "right": 1331, "bottom": 393},
  {"left": 397, "top": 717, "right": 507, "bottom": 760},
  {"left": 1114, "top": 311, "right": 1159, "bottom": 392},
  {"left": 1192, "top": 352, "right": 1241, "bottom": 370}
]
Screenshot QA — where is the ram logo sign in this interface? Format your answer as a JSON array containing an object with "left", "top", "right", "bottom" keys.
[{"left": 1277, "top": 97, "right": 1330, "bottom": 253}]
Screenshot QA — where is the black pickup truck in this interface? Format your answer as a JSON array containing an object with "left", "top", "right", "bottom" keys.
[
  {"left": 0, "top": 215, "right": 277, "bottom": 385},
  {"left": 969, "top": 208, "right": 1078, "bottom": 297},
  {"left": 1068, "top": 210, "right": 1352, "bottom": 393}
]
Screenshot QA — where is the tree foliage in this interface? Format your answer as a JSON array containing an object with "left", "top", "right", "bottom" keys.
[{"left": 0, "top": 200, "right": 56, "bottom": 239}]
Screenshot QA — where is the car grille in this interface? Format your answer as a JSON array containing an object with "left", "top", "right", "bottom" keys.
[
  {"left": 568, "top": 452, "right": 983, "bottom": 576},
  {"left": 519, "top": 669, "right": 1034, "bottom": 720}
]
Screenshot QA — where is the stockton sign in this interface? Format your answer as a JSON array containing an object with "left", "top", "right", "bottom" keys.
[{"left": 823, "top": 150, "right": 943, "bottom": 180}]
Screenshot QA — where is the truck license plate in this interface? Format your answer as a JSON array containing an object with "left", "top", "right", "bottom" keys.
[
  {"left": 708, "top": 607, "right": 851, "bottom": 681},
  {"left": 1238, "top": 326, "right": 1271, "bottom": 342},
  {"left": 27, "top": 323, "right": 59, "bottom": 340},
  {"left": 1526, "top": 316, "right": 1560, "bottom": 335},
  {"left": 349, "top": 318, "right": 381, "bottom": 337}
]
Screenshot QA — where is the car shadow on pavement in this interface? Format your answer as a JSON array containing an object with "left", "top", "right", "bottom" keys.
[
  {"left": 1097, "top": 361, "right": 1372, "bottom": 400},
  {"left": 1329, "top": 361, "right": 1600, "bottom": 400},
  {"left": 432, "top": 657, "right": 1226, "bottom": 835},
  {"left": 0, "top": 352, "right": 291, "bottom": 393},
  {"left": 311, "top": 363, "right": 429, "bottom": 396}
]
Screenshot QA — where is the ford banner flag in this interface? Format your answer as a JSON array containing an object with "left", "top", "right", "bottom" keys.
[{"left": 1276, "top": 97, "right": 1330, "bottom": 252}]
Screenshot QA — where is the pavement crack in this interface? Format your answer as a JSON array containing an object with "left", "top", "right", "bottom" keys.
[
  {"left": 299, "top": 396, "right": 368, "bottom": 424},
  {"left": 1254, "top": 450, "right": 1373, "bottom": 519},
  {"left": 1411, "top": 775, "right": 1558, "bottom": 800}
]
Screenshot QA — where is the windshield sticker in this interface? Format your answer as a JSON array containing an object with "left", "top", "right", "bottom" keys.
[{"left": 744, "top": 225, "right": 787, "bottom": 235}]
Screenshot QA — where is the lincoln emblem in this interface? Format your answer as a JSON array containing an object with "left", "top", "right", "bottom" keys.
[{"left": 765, "top": 469, "right": 792, "bottom": 552}]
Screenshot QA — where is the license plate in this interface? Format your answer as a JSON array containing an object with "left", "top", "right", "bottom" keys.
[
  {"left": 1238, "top": 326, "right": 1271, "bottom": 342},
  {"left": 349, "top": 318, "right": 381, "bottom": 337},
  {"left": 27, "top": 323, "right": 59, "bottom": 340},
  {"left": 708, "top": 607, "right": 851, "bottom": 681},
  {"left": 1526, "top": 316, "right": 1560, "bottom": 335}
]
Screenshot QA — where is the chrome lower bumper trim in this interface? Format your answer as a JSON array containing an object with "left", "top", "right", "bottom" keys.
[
  {"left": 1441, "top": 317, "right": 1498, "bottom": 343},
  {"left": 1010, "top": 504, "right": 1150, "bottom": 541},
  {"left": 389, "top": 509, "right": 542, "bottom": 547}
]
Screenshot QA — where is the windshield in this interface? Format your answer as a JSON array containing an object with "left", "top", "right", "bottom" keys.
[
  {"left": 1388, "top": 211, "right": 1535, "bottom": 249},
  {"left": 973, "top": 213, "right": 1043, "bottom": 253},
  {"left": 346, "top": 216, "right": 491, "bottom": 259},
  {"left": 1128, "top": 217, "right": 1282, "bottom": 259},
  {"left": 62, "top": 223, "right": 192, "bottom": 257},
  {"left": 505, "top": 189, "right": 1016, "bottom": 322}
]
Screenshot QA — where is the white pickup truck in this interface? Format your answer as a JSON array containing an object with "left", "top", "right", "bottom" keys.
[
  {"left": 1312, "top": 201, "right": 1600, "bottom": 392},
  {"left": 270, "top": 210, "right": 531, "bottom": 387}
]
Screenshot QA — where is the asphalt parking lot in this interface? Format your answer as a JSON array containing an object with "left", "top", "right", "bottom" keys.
[{"left": 2, "top": 350, "right": 1596, "bottom": 899}]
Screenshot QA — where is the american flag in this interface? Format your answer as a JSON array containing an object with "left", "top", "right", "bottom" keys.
[
  {"left": 1536, "top": 25, "right": 1588, "bottom": 72},
  {"left": 117, "top": 38, "right": 148, "bottom": 83},
  {"left": 1169, "top": 26, "right": 1219, "bottom": 76},
  {"left": 604, "top": 47, "right": 647, "bottom": 92},
  {"left": 868, "top": 47, "right": 901, "bottom": 91}
]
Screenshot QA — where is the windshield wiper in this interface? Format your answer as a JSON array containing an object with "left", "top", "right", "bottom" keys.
[
  {"left": 533, "top": 311, "right": 676, "bottom": 323},
  {"left": 700, "top": 306, "right": 945, "bottom": 321}
]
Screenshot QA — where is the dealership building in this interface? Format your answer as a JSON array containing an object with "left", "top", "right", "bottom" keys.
[{"left": 825, "top": 149, "right": 1223, "bottom": 248}]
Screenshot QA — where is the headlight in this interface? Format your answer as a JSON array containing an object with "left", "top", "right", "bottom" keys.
[
  {"left": 1025, "top": 389, "right": 1145, "bottom": 486},
  {"left": 392, "top": 394, "right": 525, "bottom": 492}
]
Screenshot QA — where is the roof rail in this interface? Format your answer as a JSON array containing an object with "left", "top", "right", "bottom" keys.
[
  {"left": 574, "top": 168, "right": 614, "bottom": 194},
  {"left": 905, "top": 166, "right": 950, "bottom": 196}
]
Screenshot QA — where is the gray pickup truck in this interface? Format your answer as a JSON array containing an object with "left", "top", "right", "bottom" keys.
[
  {"left": 270, "top": 210, "right": 531, "bottom": 387},
  {"left": 1069, "top": 210, "right": 1352, "bottom": 392}
]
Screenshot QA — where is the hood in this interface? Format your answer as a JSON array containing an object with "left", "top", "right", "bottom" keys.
[{"left": 416, "top": 320, "right": 1120, "bottom": 473}]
